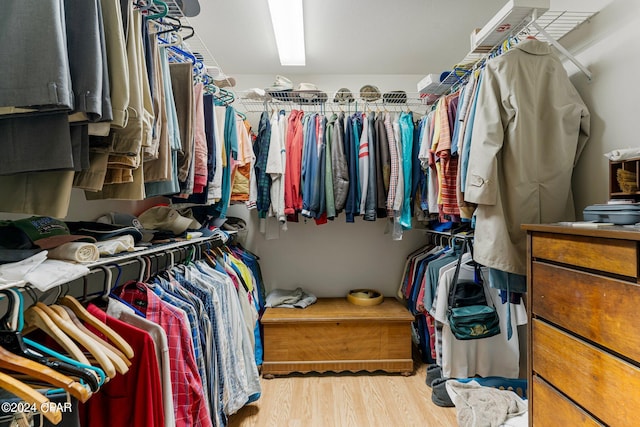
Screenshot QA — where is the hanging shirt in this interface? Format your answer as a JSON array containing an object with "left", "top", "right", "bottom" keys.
[
  {"left": 116, "top": 284, "right": 212, "bottom": 427},
  {"left": 230, "top": 117, "right": 254, "bottom": 202},
  {"left": 331, "top": 112, "right": 349, "bottom": 213},
  {"left": 310, "top": 115, "right": 327, "bottom": 221},
  {"left": 344, "top": 114, "right": 361, "bottom": 222},
  {"left": 210, "top": 106, "right": 238, "bottom": 219},
  {"left": 392, "top": 113, "right": 404, "bottom": 215},
  {"left": 432, "top": 255, "right": 527, "bottom": 379},
  {"left": 385, "top": 113, "right": 399, "bottom": 218},
  {"left": 325, "top": 114, "right": 337, "bottom": 219},
  {"left": 364, "top": 111, "right": 377, "bottom": 221},
  {"left": 284, "top": 110, "right": 304, "bottom": 216},
  {"left": 253, "top": 112, "right": 272, "bottom": 218},
  {"left": 399, "top": 112, "right": 414, "bottom": 229},
  {"left": 107, "top": 297, "right": 176, "bottom": 427},
  {"left": 79, "top": 304, "right": 165, "bottom": 427},
  {"left": 266, "top": 110, "right": 287, "bottom": 223},
  {"left": 358, "top": 113, "right": 370, "bottom": 216},
  {"left": 301, "top": 113, "right": 319, "bottom": 218},
  {"left": 374, "top": 112, "right": 390, "bottom": 218},
  {"left": 192, "top": 82, "right": 208, "bottom": 194}
]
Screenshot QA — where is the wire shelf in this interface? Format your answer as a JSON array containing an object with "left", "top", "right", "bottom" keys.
[
  {"left": 420, "top": 9, "right": 598, "bottom": 103},
  {"left": 237, "top": 91, "right": 431, "bottom": 113}
]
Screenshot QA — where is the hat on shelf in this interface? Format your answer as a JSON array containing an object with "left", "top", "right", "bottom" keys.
[
  {"left": 0, "top": 217, "right": 96, "bottom": 250},
  {"left": 244, "top": 88, "right": 272, "bottom": 101},
  {"left": 176, "top": 0, "right": 201, "bottom": 18},
  {"left": 265, "top": 75, "right": 294, "bottom": 101},
  {"left": 65, "top": 221, "right": 146, "bottom": 243},
  {"left": 359, "top": 85, "right": 381, "bottom": 102},
  {"left": 0, "top": 247, "right": 43, "bottom": 265},
  {"left": 383, "top": 90, "right": 408, "bottom": 104},
  {"left": 333, "top": 88, "right": 354, "bottom": 104},
  {"left": 207, "top": 66, "right": 236, "bottom": 88},
  {"left": 294, "top": 83, "right": 328, "bottom": 105},
  {"left": 138, "top": 206, "right": 201, "bottom": 236},
  {"left": 95, "top": 212, "right": 155, "bottom": 242}
]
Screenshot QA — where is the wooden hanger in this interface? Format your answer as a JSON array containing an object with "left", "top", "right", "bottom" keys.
[
  {"left": 51, "top": 305, "right": 130, "bottom": 374},
  {"left": 36, "top": 303, "right": 116, "bottom": 380},
  {"left": 58, "top": 305, "right": 131, "bottom": 368},
  {"left": 23, "top": 305, "right": 90, "bottom": 366},
  {"left": 0, "top": 346, "right": 91, "bottom": 403},
  {"left": 0, "top": 371, "right": 62, "bottom": 424},
  {"left": 58, "top": 295, "right": 134, "bottom": 359}
]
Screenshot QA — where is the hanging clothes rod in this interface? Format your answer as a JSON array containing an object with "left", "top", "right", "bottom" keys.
[
  {"left": 424, "top": 228, "right": 474, "bottom": 241},
  {"left": 0, "top": 234, "right": 231, "bottom": 318}
]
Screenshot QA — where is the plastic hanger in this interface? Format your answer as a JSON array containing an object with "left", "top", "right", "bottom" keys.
[
  {"left": 147, "top": 0, "right": 168, "bottom": 20},
  {"left": 155, "top": 14, "right": 182, "bottom": 36}
]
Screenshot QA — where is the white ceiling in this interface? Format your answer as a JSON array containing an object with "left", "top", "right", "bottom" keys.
[
  {"left": 187, "top": 0, "right": 511, "bottom": 76},
  {"left": 188, "top": 0, "right": 615, "bottom": 88}
]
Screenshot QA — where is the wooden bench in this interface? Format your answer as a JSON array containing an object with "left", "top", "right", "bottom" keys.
[{"left": 261, "top": 297, "right": 415, "bottom": 377}]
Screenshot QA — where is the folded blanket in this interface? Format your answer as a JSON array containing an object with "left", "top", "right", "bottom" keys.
[
  {"left": 446, "top": 379, "right": 528, "bottom": 427},
  {"left": 266, "top": 287, "right": 317, "bottom": 308},
  {"left": 47, "top": 242, "right": 100, "bottom": 263}
]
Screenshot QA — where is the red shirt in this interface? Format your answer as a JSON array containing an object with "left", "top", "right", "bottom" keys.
[
  {"left": 79, "top": 304, "right": 164, "bottom": 427},
  {"left": 284, "top": 110, "right": 304, "bottom": 215}
]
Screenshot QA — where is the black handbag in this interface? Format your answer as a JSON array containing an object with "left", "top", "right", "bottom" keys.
[{"left": 447, "top": 240, "right": 500, "bottom": 340}]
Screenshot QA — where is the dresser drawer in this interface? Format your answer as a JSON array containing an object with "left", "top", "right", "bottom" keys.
[
  {"left": 532, "top": 232, "right": 637, "bottom": 277},
  {"left": 533, "top": 320, "right": 640, "bottom": 427},
  {"left": 531, "top": 261, "right": 640, "bottom": 362},
  {"left": 531, "top": 376, "right": 603, "bottom": 427}
]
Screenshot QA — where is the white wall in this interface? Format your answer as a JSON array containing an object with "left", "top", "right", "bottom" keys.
[{"left": 560, "top": 0, "right": 640, "bottom": 213}]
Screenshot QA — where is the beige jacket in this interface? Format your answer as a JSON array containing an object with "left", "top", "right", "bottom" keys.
[{"left": 464, "top": 39, "right": 590, "bottom": 275}]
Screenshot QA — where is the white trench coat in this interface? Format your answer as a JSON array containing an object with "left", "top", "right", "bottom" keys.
[{"left": 464, "top": 39, "right": 590, "bottom": 275}]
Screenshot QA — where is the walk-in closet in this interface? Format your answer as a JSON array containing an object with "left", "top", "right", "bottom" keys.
[{"left": 0, "top": 0, "right": 637, "bottom": 426}]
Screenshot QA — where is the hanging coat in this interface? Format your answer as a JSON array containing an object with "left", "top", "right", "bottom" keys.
[{"left": 464, "top": 39, "right": 590, "bottom": 276}]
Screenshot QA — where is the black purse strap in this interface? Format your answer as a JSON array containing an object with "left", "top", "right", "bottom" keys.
[
  {"left": 448, "top": 239, "right": 467, "bottom": 311},
  {"left": 447, "top": 238, "right": 493, "bottom": 311}
]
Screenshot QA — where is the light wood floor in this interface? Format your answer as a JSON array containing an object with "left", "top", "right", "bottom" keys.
[{"left": 229, "top": 361, "right": 458, "bottom": 427}]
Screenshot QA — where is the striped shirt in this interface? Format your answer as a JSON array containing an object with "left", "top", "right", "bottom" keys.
[{"left": 385, "top": 113, "right": 400, "bottom": 217}]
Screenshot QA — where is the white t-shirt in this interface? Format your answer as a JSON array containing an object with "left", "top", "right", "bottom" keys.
[{"left": 433, "top": 253, "right": 527, "bottom": 379}]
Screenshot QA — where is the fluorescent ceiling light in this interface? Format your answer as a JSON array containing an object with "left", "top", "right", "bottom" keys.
[{"left": 267, "top": 0, "right": 306, "bottom": 66}]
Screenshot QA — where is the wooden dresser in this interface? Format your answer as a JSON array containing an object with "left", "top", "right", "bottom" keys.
[
  {"left": 524, "top": 224, "right": 640, "bottom": 426},
  {"left": 261, "top": 298, "right": 415, "bottom": 377}
]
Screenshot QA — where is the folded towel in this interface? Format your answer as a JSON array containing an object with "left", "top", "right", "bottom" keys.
[
  {"left": 446, "top": 379, "right": 528, "bottom": 427},
  {"left": 95, "top": 235, "right": 135, "bottom": 255},
  {"left": 47, "top": 242, "right": 100, "bottom": 263},
  {"left": 25, "top": 259, "right": 89, "bottom": 292},
  {"left": 604, "top": 148, "right": 640, "bottom": 161}
]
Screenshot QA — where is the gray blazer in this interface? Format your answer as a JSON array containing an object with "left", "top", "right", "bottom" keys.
[{"left": 331, "top": 113, "right": 349, "bottom": 212}]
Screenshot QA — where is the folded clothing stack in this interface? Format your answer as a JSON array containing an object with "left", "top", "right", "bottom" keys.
[{"left": 617, "top": 168, "right": 637, "bottom": 193}]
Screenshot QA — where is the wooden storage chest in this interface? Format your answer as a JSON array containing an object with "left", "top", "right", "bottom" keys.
[{"left": 261, "top": 298, "right": 415, "bottom": 377}]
